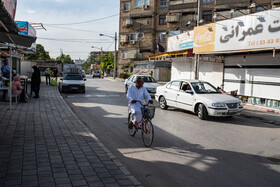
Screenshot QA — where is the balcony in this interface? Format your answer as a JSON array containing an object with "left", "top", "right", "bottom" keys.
[
  {"left": 120, "top": 34, "right": 129, "bottom": 43},
  {"left": 215, "top": 0, "right": 250, "bottom": 6},
  {"left": 166, "top": 15, "right": 180, "bottom": 23},
  {"left": 125, "top": 53, "right": 137, "bottom": 59},
  {"left": 169, "top": 0, "right": 197, "bottom": 10},
  {"left": 123, "top": 19, "right": 133, "bottom": 27}
]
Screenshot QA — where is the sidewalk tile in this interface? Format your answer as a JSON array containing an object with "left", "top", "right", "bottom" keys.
[{"left": 0, "top": 81, "right": 139, "bottom": 186}]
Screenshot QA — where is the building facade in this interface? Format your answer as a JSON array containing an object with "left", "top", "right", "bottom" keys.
[{"left": 119, "top": 0, "right": 168, "bottom": 74}]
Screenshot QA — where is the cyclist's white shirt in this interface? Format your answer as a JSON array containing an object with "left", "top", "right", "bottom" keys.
[
  {"left": 127, "top": 85, "right": 151, "bottom": 123},
  {"left": 127, "top": 84, "right": 151, "bottom": 105}
]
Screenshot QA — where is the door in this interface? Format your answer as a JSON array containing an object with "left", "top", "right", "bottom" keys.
[
  {"left": 176, "top": 82, "right": 194, "bottom": 111},
  {"left": 164, "top": 81, "right": 181, "bottom": 107}
]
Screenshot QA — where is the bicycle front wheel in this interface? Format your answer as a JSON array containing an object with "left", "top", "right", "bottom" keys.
[{"left": 141, "top": 119, "right": 154, "bottom": 147}]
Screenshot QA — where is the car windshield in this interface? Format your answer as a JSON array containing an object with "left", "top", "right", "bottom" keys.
[
  {"left": 139, "top": 76, "right": 156, "bottom": 83},
  {"left": 64, "top": 75, "right": 83, "bottom": 80},
  {"left": 191, "top": 82, "right": 220, "bottom": 94}
]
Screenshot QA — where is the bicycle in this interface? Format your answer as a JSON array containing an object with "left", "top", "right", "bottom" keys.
[{"left": 128, "top": 101, "right": 155, "bottom": 147}]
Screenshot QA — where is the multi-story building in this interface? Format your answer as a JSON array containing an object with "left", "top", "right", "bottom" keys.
[
  {"left": 119, "top": 0, "right": 169, "bottom": 73},
  {"left": 119, "top": 0, "right": 280, "bottom": 73}
]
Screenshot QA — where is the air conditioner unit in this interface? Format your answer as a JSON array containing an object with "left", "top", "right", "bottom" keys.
[
  {"left": 143, "top": 4, "right": 149, "bottom": 9},
  {"left": 130, "top": 40, "right": 136, "bottom": 44}
]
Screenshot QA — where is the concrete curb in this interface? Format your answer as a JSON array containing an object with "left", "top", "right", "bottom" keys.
[{"left": 58, "top": 89, "right": 141, "bottom": 186}]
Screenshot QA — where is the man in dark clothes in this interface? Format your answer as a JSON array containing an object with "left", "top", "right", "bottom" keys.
[{"left": 31, "top": 66, "right": 41, "bottom": 98}]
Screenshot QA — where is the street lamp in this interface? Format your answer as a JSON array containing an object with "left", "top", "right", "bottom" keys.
[
  {"left": 100, "top": 32, "right": 118, "bottom": 79},
  {"left": 91, "top": 46, "right": 103, "bottom": 70}
]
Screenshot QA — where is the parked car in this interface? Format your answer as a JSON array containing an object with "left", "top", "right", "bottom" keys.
[
  {"left": 92, "top": 70, "right": 101, "bottom": 78},
  {"left": 155, "top": 80, "right": 243, "bottom": 120},
  {"left": 59, "top": 74, "right": 86, "bottom": 93},
  {"left": 124, "top": 75, "right": 160, "bottom": 96}
]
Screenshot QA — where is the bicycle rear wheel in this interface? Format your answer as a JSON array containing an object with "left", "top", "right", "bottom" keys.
[
  {"left": 128, "top": 113, "right": 136, "bottom": 136},
  {"left": 141, "top": 119, "right": 154, "bottom": 147}
]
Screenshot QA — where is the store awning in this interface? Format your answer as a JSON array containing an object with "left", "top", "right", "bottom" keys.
[
  {"left": 0, "top": 1, "right": 19, "bottom": 34},
  {"left": 149, "top": 49, "right": 193, "bottom": 59},
  {"left": 0, "top": 32, "right": 37, "bottom": 48}
]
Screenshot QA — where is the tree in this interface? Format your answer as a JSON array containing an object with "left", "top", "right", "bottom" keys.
[
  {"left": 25, "top": 44, "right": 51, "bottom": 61},
  {"left": 99, "top": 52, "right": 115, "bottom": 74},
  {"left": 56, "top": 54, "right": 74, "bottom": 64}
]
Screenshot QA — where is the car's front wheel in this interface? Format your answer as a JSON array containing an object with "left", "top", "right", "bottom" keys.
[
  {"left": 197, "top": 104, "right": 208, "bottom": 120},
  {"left": 159, "top": 96, "right": 168, "bottom": 110}
]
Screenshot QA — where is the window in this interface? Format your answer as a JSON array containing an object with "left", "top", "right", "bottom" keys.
[
  {"left": 122, "top": 50, "right": 128, "bottom": 59},
  {"left": 169, "top": 30, "right": 180, "bottom": 36},
  {"left": 135, "top": 0, "right": 149, "bottom": 7},
  {"left": 170, "top": 81, "right": 181, "bottom": 91},
  {"left": 191, "top": 82, "right": 219, "bottom": 94},
  {"left": 159, "top": 15, "right": 166, "bottom": 25},
  {"left": 138, "top": 32, "right": 144, "bottom": 38},
  {"left": 130, "top": 33, "right": 138, "bottom": 41},
  {"left": 159, "top": 32, "right": 167, "bottom": 42},
  {"left": 202, "top": 11, "right": 212, "bottom": 23},
  {"left": 124, "top": 2, "right": 130, "bottom": 11},
  {"left": 181, "top": 82, "right": 192, "bottom": 91},
  {"left": 256, "top": 5, "right": 268, "bottom": 12},
  {"left": 160, "top": 0, "right": 168, "bottom": 8}
]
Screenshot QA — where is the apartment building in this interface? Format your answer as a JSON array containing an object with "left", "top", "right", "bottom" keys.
[
  {"left": 119, "top": 0, "right": 168, "bottom": 73},
  {"left": 118, "top": 0, "right": 280, "bottom": 72}
]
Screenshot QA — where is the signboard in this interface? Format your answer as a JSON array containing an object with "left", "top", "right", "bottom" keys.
[
  {"left": 15, "top": 21, "right": 37, "bottom": 52},
  {"left": 3, "top": 0, "right": 17, "bottom": 19},
  {"left": 167, "top": 31, "right": 194, "bottom": 52},
  {"left": 194, "top": 8, "right": 280, "bottom": 54},
  {"left": 193, "top": 23, "right": 216, "bottom": 53}
]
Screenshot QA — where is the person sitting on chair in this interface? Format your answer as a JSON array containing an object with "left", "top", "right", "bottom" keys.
[{"left": 12, "top": 76, "right": 23, "bottom": 96}]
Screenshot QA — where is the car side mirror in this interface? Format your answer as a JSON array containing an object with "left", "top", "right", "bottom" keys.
[
  {"left": 185, "top": 90, "right": 193, "bottom": 94},
  {"left": 84, "top": 79, "right": 86, "bottom": 81}
]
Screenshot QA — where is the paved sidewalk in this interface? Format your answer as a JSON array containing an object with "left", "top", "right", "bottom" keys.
[
  {"left": 241, "top": 108, "right": 280, "bottom": 126},
  {"left": 0, "top": 83, "right": 140, "bottom": 187}
]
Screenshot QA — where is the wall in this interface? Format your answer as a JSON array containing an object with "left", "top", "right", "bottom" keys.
[
  {"left": 224, "top": 53, "right": 280, "bottom": 100},
  {"left": 171, "top": 57, "right": 224, "bottom": 87},
  {"left": 171, "top": 57, "right": 193, "bottom": 80}
]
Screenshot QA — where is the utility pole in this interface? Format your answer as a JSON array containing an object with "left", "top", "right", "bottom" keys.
[
  {"left": 194, "top": 0, "right": 201, "bottom": 80},
  {"left": 100, "top": 47, "right": 103, "bottom": 67},
  {"left": 114, "top": 32, "right": 117, "bottom": 79}
]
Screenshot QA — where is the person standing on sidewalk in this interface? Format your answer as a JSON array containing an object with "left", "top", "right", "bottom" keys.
[
  {"left": 31, "top": 66, "right": 41, "bottom": 98},
  {"left": 45, "top": 67, "right": 51, "bottom": 85}
]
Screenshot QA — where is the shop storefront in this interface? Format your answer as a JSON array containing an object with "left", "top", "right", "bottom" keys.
[
  {"left": 193, "top": 7, "right": 280, "bottom": 111},
  {"left": 0, "top": 0, "right": 36, "bottom": 108}
]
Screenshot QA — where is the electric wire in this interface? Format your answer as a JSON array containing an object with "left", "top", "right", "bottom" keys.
[{"left": 44, "top": 13, "right": 119, "bottom": 26}]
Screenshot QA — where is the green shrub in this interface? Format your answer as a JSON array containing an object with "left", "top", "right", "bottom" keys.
[{"left": 119, "top": 72, "right": 130, "bottom": 79}]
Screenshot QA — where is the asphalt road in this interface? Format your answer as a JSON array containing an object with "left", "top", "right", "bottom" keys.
[{"left": 62, "top": 76, "right": 280, "bottom": 187}]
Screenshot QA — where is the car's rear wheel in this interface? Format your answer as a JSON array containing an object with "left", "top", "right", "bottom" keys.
[
  {"left": 159, "top": 96, "right": 168, "bottom": 110},
  {"left": 198, "top": 104, "right": 208, "bottom": 120}
]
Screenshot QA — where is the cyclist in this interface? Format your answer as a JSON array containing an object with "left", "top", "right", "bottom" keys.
[{"left": 127, "top": 77, "right": 153, "bottom": 129}]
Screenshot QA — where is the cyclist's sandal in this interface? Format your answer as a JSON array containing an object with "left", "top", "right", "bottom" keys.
[{"left": 128, "top": 121, "right": 133, "bottom": 129}]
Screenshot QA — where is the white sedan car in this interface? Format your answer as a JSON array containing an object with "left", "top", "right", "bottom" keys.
[
  {"left": 60, "top": 74, "right": 86, "bottom": 93},
  {"left": 124, "top": 75, "right": 160, "bottom": 96},
  {"left": 155, "top": 80, "right": 243, "bottom": 120}
]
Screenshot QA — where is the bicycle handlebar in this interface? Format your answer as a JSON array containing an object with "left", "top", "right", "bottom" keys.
[{"left": 131, "top": 100, "right": 151, "bottom": 106}]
